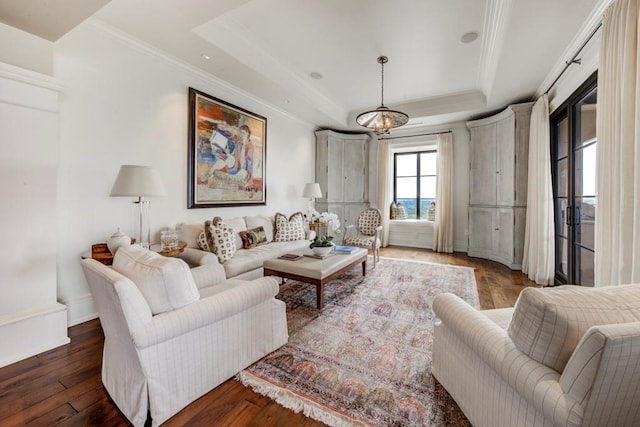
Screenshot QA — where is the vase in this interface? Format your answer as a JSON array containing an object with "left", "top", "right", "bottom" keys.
[
  {"left": 312, "top": 246, "right": 334, "bottom": 257},
  {"left": 107, "top": 228, "right": 131, "bottom": 255}
]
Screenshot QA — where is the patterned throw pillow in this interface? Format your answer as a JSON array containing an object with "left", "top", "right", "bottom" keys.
[
  {"left": 239, "top": 226, "right": 268, "bottom": 249},
  {"left": 197, "top": 230, "right": 210, "bottom": 252},
  {"left": 204, "top": 217, "right": 236, "bottom": 262},
  {"left": 390, "top": 201, "right": 407, "bottom": 220},
  {"left": 274, "top": 212, "right": 306, "bottom": 242}
]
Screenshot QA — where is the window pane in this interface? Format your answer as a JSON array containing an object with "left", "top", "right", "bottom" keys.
[
  {"left": 575, "top": 143, "right": 596, "bottom": 197},
  {"left": 420, "top": 152, "right": 437, "bottom": 175},
  {"left": 397, "top": 198, "right": 417, "bottom": 218},
  {"left": 556, "top": 158, "right": 568, "bottom": 197},
  {"left": 396, "top": 177, "right": 417, "bottom": 198},
  {"left": 420, "top": 176, "right": 436, "bottom": 198},
  {"left": 420, "top": 198, "right": 435, "bottom": 220},
  {"left": 577, "top": 248, "right": 595, "bottom": 287},
  {"left": 575, "top": 88, "right": 597, "bottom": 148},
  {"left": 575, "top": 197, "right": 596, "bottom": 250},
  {"left": 396, "top": 154, "right": 417, "bottom": 176},
  {"left": 556, "top": 117, "right": 569, "bottom": 159}
]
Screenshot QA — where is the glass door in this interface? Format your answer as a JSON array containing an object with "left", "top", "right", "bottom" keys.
[{"left": 551, "top": 73, "right": 597, "bottom": 286}]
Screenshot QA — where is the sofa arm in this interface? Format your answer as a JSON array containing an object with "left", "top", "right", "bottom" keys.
[
  {"left": 131, "top": 277, "right": 279, "bottom": 349},
  {"left": 190, "top": 263, "right": 226, "bottom": 289},
  {"left": 433, "top": 293, "right": 584, "bottom": 426},
  {"left": 177, "top": 247, "right": 220, "bottom": 267}
]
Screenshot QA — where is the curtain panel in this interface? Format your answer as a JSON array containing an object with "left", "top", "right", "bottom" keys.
[
  {"left": 433, "top": 132, "right": 453, "bottom": 252},
  {"left": 522, "top": 95, "right": 555, "bottom": 285},
  {"left": 595, "top": 0, "right": 640, "bottom": 286}
]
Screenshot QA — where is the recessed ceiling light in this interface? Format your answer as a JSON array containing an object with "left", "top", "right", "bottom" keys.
[
  {"left": 461, "top": 31, "right": 479, "bottom": 44},
  {"left": 309, "top": 72, "right": 323, "bottom": 80},
  {"left": 201, "top": 54, "right": 211, "bottom": 60}
]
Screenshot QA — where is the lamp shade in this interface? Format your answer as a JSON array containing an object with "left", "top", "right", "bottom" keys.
[
  {"left": 110, "top": 165, "right": 166, "bottom": 197},
  {"left": 302, "top": 183, "right": 322, "bottom": 198}
]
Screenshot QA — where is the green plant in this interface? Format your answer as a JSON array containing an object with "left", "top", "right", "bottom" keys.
[{"left": 309, "top": 235, "right": 334, "bottom": 248}]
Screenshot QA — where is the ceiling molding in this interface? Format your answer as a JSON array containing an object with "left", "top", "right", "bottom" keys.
[
  {"left": 478, "top": 0, "right": 515, "bottom": 97},
  {"left": 346, "top": 90, "right": 486, "bottom": 127},
  {"left": 535, "top": 0, "right": 613, "bottom": 98},
  {"left": 193, "top": 17, "right": 349, "bottom": 126},
  {"left": 0, "top": 60, "right": 66, "bottom": 93},
  {"left": 85, "top": 19, "right": 313, "bottom": 127}
]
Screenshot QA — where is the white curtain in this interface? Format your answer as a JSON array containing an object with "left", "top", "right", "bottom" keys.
[
  {"left": 595, "top": 0, "right": 640, "bottom": 286},
  {"left": 376, "top": 138, "right": 392, "bottom": 247},
  {"left": 522, "top": 95, "right": 555, "bottom": 285},
  {"left": 433, "top": 132, "right": 453, "bottom": 252}
]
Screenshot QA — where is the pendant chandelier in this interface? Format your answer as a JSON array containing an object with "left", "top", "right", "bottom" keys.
[{"left": 356, "top": 56, "right": 409, "bottom": 135}]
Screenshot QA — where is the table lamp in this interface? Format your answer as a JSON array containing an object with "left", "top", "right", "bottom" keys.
[
  {"left": 110, "top": 165, "right": 166, "bottom": 249},
  {"left": 302, "top": 182, "right": 323, "bottom": 217}
]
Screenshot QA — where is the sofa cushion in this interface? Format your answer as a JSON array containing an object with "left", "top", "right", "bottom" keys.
[
  {"left": 239, "top": 226, "right": 268, "bottom": 249},
  {"left": 245, "top": 216, "right": 275, "bottom": 243},
  {"left": 508, "top": 284, "right": 640, "bottom": 373},
  {"left": 274, "top": 212, "right": 306, "bottom": 242},
  {"left": 112, "top": 245, "right": 199, "bottom": 315},
  {"left": 176, "top": 222, "right": 203, "bottom": 249},
  {"left": 222, "top": 240, "right": 309, "bottom": 278},
  {"left": 204, "top": 217, "right": 237, "bottom": 263}
]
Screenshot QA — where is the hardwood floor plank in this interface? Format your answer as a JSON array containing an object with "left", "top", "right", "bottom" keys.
[{"left": 0, "top": 247, "right": 535, "bottom": 427}]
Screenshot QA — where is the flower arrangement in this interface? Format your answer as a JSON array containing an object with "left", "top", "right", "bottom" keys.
[{"left": 306, "top": 209, "right": 341, "bottom": 249}]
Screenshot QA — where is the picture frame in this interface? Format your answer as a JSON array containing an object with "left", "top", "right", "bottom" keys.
[{"left": 187, "top": 87, "right": 267, "bottom": 208}]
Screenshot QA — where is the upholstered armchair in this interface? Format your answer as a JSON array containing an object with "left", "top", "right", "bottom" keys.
[
  {"left": 343, "top": 208, "right": 382, "bottom": 267},
  {"left": 81, "top": 245, "right": 288, "bottom": 426}
]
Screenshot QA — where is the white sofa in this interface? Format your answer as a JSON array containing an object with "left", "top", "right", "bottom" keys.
[
  {"left": 81, "top": 245, "right": 288, "bottom": 426},
  {"left": 432, "top": 284, "right": 640, "bottom": 427},
  {"left": 175, "top": 214, "right": 311, "bottom": 280}
]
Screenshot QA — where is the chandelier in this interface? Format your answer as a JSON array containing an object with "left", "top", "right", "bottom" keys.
[{"left": 356, "top": 56, "right": 409, "bottom": 135}]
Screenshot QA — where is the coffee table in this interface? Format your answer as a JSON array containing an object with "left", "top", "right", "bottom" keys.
[{"left": 263, "top": 248, "right": 368, "bottom": 309}]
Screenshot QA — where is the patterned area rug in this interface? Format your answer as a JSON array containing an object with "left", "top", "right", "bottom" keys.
[{"left": 238, "top": 257, "right": 477, "bottom": 426}]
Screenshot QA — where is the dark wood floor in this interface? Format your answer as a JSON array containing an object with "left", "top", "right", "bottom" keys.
[{"left": 0, "top": 247, "right": 536, "bottom": 426}]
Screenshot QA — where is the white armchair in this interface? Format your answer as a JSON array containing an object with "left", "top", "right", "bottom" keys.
[
  {"left": 81, "top": 245, "right": 288, "bottom": 426},
  {"left": 432, "top": 284, "right": 640, "bottom": 427}
]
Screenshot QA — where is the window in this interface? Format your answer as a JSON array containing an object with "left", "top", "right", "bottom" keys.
[{"left": 393, "top": 150, "right": 437, "bottom": 219}]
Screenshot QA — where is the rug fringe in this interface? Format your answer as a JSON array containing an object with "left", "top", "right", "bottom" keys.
[{"left": 236, "top": 371, "right": 367, "bottom": 427}]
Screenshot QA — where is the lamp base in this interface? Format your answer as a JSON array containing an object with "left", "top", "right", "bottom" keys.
[{"left": 133, "top": 198, "right": 151, "bottom": 249}]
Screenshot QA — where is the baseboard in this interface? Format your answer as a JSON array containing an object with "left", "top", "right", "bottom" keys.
[
  {"left": 64, "top": 293, "right": 98, "bottom": 327},
  {"left": 0, "top": 303, "right": 70, "bottom": 368}
]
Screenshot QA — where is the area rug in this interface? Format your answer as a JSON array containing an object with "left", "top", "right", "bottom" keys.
[{"left": 237, "top": 257, "right": 477, "bottom": 426}]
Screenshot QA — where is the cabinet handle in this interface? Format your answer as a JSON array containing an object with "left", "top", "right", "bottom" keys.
[
  {"left": 566, "top": 206, "right": 572, "bottom": 226},
  {"left": 575, "top": 206, "right": 581, "bottom": 226}
]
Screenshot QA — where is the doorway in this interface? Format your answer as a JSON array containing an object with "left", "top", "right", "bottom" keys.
[{"left": 550, "top": 73, "right": 597, "bottom": 286}]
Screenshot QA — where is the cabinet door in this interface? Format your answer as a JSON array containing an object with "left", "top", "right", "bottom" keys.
[
  {"left": 326, "top": 137, "right": 344, "bottom": 203},
  {"left": 468, "top": 207, "right": 496, "bottom": 255},
  {"left": 496, "top": 114, "right": 515, "bottom": 206},
  {"left": 495, "top": 208, "right": 515, "bottom": 264},
  {"left": 514, "top": 112, "right": 531, "bottom": 206},
  {"left": 343, "top": 139, "right": 366, "bottom": 202},
  {"left": 469, "top": 124, "right": 497, "bottom": 205}
]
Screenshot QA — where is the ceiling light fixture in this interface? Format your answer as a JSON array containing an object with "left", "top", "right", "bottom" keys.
[{"left": 356, "top": 56, "right": 409, "bottom": 135}]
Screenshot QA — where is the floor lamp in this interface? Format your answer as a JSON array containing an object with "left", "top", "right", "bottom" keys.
[{"left": 110, "top": 165, "right": 166, "bottom": 249}]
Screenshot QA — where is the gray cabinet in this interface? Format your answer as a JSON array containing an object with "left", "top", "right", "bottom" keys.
[
  {"left": 467, "top": 103, "right": 533, "bottom": 269},
  {"left": 315, "top": 130, "right": 370, "bottom": 228}
]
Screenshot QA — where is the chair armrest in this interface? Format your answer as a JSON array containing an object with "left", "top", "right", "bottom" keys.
[
  {"left": 177, "top": 247, "right": 220, "bottom": 267},
  {"left": 131, "top": 277, "right": 279, "bottom": 349},
  {"left": 342, "top": 224, "right": 355, "bottom": 244},
  {"left": 190, "top": 263, "right": 226, "bottom": 289},
  {"left": 433, "top": 293, "right": 583, "bottom": 425}
]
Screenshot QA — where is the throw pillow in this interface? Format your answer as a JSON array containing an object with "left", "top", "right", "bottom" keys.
[
  {"left": 112, "top": 244, "right": 199, "bottom": 315},
  {"left": 239, "top": 226, "right": 268, "bottom": 249},
  {"left": 204, "top": 217, "right": 237, "bottom": 262},
  {"left": 197, "top": 230, "right": 210, "bottom": 252},
  {"left": 390, "top": 201, "right": 407, "bottom": 220},
  {"left": 274, "top": 212, "right": 306, "bottom": 242}
]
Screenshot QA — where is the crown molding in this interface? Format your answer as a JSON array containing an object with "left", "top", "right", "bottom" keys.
[
  {"left": 85, "top": 19, "right": 313, "bottom": 127},
  {"left": 0, "top": 60, "right": 65, "bottom": 92},
  {"left": 478, "top": 0, "right": 515, "bottom": 96}
]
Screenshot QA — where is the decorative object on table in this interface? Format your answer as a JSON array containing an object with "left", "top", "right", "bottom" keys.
[
  {"left": 333, "top": 245, "right": 356, "bottom": 254},
  {"left": 343, "top": 207, "right": 383, "bottom": 267},
  {"left": 110, "top": 165, "right": 166, "bottom": 250},
  {"left": 91, "top": 243, "right": 114, "bottom": 265},
  {"left": 239, "top": 258, "right": 477, "bottom": 426},
  {"left": 356, "top": 56, "right": 409, "bottom": 135},
  {"left": 278, "top": 253, "right": 303, "bottom": 261},
  {"left": 160, "top": 228, "right": 179, "bottom": 251},
  {"left": 107, "top": 228, "right": 131, "bottom": 255},
  {"left": 305, "top": 209, "right": 341, "bottom": 237},
  {"left": 149, "top": 241, "right": 187, "bottom": 257},
  {"left": 301, "top": 182, "right": 322, "bottom": 218},
  {"left": 188, "top": 87, "right": 267, "bottom": 208}
]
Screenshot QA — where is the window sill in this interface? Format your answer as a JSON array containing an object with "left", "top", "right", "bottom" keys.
[{"left": 389, "top": 219, "right": 434, "bottom": 224}]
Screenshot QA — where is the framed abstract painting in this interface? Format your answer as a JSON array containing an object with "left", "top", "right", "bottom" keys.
[{"left": 187, "top": 87, "right": 267, "bottom": 208}]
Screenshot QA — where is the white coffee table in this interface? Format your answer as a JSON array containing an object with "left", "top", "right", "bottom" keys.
[{"left": 263, "top": 248, "right": 368, "bottom": 309}]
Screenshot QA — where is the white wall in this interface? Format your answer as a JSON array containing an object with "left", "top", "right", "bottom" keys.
[{"left": 54, "top": 22, "right": 316, "bottom": 325}]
